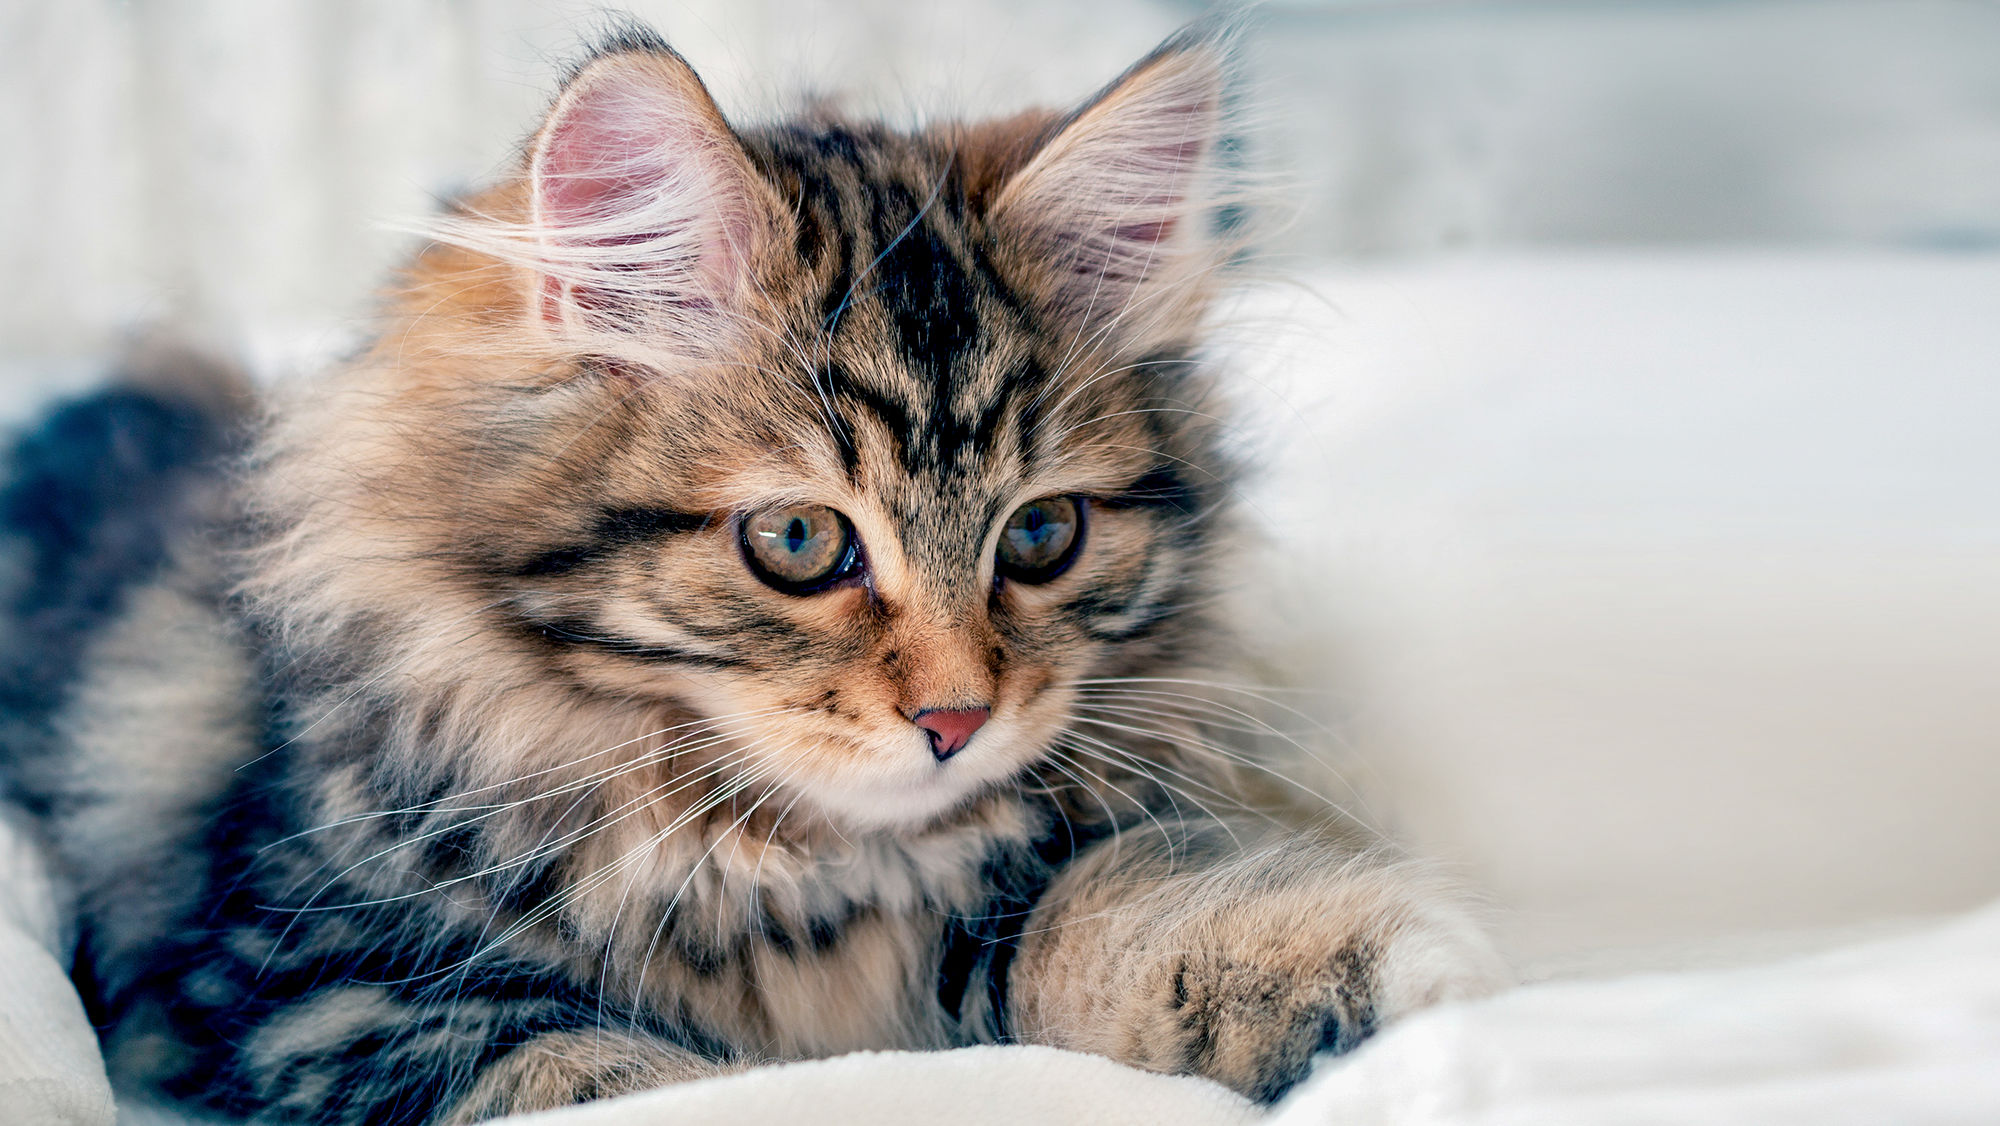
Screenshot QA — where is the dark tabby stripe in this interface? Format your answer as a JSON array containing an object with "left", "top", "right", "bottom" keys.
[
  {"left": 761, "top": 127, "right": 1036, "bottom": 482},
  {"left": 515, "top": 615, "right": 760, "bottom": 671},
  {"left": 513, "top": 507, "right": 710, "bottom": 577},
  {"left": 935, "top": 814, "right": 1113, "bottom": 1041}
]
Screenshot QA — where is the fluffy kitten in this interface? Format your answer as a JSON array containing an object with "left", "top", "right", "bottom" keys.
[{"left": 1, "top": 22, "right": 1502, "bottom": 1125}]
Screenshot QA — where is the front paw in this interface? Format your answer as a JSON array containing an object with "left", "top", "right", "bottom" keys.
[
  {"left": 1136, "top": 874, "right": 1506, "bottom": 1103},
  {"left": 1163, "top": 945, "right": 1379, "bottom": 1103}
]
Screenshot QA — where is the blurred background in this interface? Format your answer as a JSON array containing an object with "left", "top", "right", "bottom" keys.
[{"left": 2, "top": 0, "right": 1997, "bottom": 973}]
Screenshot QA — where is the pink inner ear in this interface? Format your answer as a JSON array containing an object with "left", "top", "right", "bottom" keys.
[
  {"left": 530, "top": 68, "right": 750, "bottom": 330},
  {"left": 539, "top": 116, "right": 648, "bottom": 222},
  {"left": 996, "top": 53, "right": 1223, "bottom": 322},
  {"left": 1111, "top": 219, "right": 1176, "bottom": 247},
  {"left": 1106, "top": 105, "right": 1209, "bottom": 246}
]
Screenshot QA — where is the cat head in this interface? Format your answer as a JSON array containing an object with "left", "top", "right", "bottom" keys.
[{"left": 254, "top": 23, "right": 1250, "bottom": 833}]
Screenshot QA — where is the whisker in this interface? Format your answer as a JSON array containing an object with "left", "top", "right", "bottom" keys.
[
  {"left": 443, "top": 763, "right": 786, "bottom": 980},
  {"left": 1044, "top": 746, "right": 1177, "bottom": 854},
  {"left": 1033, "top": 748, "right": 1129, "bottom": 870},
  {"left": 267, "top": 743, "right": 762, "bottom": 919},
  {"left": 1063, "top": 709, "right": 1379, "bottom": 835},
  {"left": 1053, "top": 729, "right": 1259, "bottom": 840},
  {"left": 1068, "top": 681, "right": 1378, "bottom": 813},
  {"left": 628, "top": 759, "right": 801, "bottom": 1025},
  {"left": 265, "top": 703, "right": 822, "bottom": 924},
  {"left": 267, "top": 721, "right": 766, "bottom": 911},
  {"left": 268, "top": 706, "right": 793, "bottom": 845}
]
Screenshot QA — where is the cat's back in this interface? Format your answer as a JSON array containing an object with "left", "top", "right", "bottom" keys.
[{"left": 0, "top": 343, "right": 262, "bottom": 977}]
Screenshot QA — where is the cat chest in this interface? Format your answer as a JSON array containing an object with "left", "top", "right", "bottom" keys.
[{"left": 537, "top": 830, "right": 1003, "bottom": 1056}]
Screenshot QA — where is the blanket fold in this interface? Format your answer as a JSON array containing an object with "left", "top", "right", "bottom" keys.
[{"left": 0, "top": 808, "right": 116, "bottom": 1126}]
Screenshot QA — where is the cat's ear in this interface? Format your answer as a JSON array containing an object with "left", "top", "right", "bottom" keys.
[
  {"left": 525, "top": 38, "right": 778, "bottom": 345},
  {"left": 990, "top": 27, "right": 1238, "bottom": 351}
]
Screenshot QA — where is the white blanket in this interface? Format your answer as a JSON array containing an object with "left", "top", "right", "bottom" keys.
[
  {"left": 0, "top": 808, "right": 115, "bottom": 1126},
  {"left": 7, "top": 787, "right": 1989, "bottom": 1126},
  {"left": 482, "top": 903, "right": 2000, "bottom": 1126}
]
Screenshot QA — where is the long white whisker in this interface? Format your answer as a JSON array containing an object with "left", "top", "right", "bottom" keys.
[
  {"left": 269, "top": 706, "right": 793, "bottom": 845},
  {"left": 1053, "top": 728, "right": 1259, "bottom": 839},
  {"left": 269, "top": 743, "right": 762, "bottom": 919}
]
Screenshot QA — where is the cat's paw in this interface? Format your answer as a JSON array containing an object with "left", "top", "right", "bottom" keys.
[
  {"left": 1142, "top": 873, "right": 1507, "bottom": 1103},
  {"left": 1160, "top": 946, "right": 1374, "bottom": 1103},
  {"left": 1011, "top": 836, "right": 1509, "bottom": 1105}
]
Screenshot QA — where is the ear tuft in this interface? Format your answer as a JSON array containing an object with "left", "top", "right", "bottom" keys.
[
  {"left": 991, "top": 26, "right": 1242, "bottom": 350},
  {"left": 571, "top": 19, "right": 675, "bottom": 68}
]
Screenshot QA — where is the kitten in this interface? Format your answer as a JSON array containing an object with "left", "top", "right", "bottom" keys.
[{"left": 1, "top": 21, "right": 1503, "bottom": 1125}]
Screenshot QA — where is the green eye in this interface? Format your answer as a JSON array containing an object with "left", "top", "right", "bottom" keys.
[
  {"left": 996, "top": 495, "right": 1083, "bottom": 583},
  {"left": 741, "top": 505, "right": 857, "bottom": 593}
]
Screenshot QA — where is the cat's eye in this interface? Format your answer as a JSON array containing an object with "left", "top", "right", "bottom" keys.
[
  {"left": 996, "top": 495, "right": 1083, "bottom": 584},
  {"left": 741, "top": 505, "right": 857, "bottom": 593}
]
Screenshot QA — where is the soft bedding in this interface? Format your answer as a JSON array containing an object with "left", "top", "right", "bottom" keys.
[{"left": 0, "top": 807, "right": 114, "bottom": 1126}]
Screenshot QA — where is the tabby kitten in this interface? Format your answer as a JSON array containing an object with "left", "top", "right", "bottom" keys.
[{"left": 2, "top": 22, "right": 1502, "bottom": 1125}]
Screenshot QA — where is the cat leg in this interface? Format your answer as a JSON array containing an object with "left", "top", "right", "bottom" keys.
[
  {"left": 191, "top": 981, "right": 740, "bottom": 1126},
  {"left": 440, "top": 1029, "right": 743, "bottom": 1124},
  {"left": 1006, "top": 821, "right": 1507, "bottom": 1103}
]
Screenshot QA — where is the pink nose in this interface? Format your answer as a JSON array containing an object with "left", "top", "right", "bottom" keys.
[{"left": 912, "top": 707, "right": 990, "bottom": 761}]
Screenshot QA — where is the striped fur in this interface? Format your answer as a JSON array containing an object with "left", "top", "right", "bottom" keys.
[{"left": 3, "top": 21, "right": 1503, "bottom": 1126}]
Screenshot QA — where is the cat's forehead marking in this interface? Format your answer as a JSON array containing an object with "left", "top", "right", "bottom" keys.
[
  {"left": 758, "top": 124, "right": 1045, "bottom": 485},
  {"left": 713, "top": 120, "right": 1179, "bottom": 608}
]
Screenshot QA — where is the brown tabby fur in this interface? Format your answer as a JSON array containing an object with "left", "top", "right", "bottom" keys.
[{"left": 7, "top": 21, "right": 1505, "bottom": 1125}]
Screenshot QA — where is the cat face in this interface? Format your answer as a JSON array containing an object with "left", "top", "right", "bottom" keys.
[
  {"left": 495, "top": 326, "right": 1214, "bottom": 827},
  {"left": 310, "top": 29, "right": 1241, "bottom": 832}
]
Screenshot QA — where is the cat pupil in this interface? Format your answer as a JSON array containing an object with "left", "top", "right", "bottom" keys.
[{"left": 787, "top": 518, "right": 808, "bottom": 552}]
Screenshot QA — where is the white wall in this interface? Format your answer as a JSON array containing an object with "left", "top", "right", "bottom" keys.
[
  {"left": 0, "top": 0, "right": 1178, "bottom": 359},
  {"left": 1224, "top": 254, "right": 2000, "bottom": 970},
  {"left": 8, "top": 1, "right": 1998, "bottom": 358},
  {"left": 1251, "top": 0, "right": 2000, "bottom": 256}
]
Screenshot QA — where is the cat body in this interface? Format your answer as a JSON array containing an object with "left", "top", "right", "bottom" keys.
[{"left": 2, "top": 24, "right": 1503, "bottom": 1125}]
